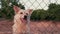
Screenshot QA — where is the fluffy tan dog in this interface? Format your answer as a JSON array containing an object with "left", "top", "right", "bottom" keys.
[{"left": 12, "top": 5, "right": 32, "bottom": 34}]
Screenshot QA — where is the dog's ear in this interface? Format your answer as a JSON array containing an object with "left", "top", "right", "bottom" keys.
[
  {"left": 13, "top": 5, "right": 21, "bottom": 14},
  {"left": 27, "top": 9, "right": 33, "bottom": 14}
]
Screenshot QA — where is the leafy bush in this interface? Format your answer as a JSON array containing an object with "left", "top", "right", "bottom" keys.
[
  {"left": 0, "top": 0, "right": 25, "bottom": 19},
  {"left": 31, "top": 3, "right": 60, "bottom": 21},
  {"left": 48, "top": 3, "right": 60, "bottom": 21},
  {"left": 31, "top": 9, "right": 48, "bottom": 20}
]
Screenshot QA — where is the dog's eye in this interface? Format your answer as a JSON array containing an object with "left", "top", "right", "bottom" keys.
[
  {"left": 26, "top": 13, "right": 28, "bottom": 15},
  {"left": 20, "top": 12, "right": 23, "bottom": 14}
]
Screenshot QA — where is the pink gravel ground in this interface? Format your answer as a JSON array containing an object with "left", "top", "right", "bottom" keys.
[{"left": 0, "top": 19, "right": 60, "bottom": 34}]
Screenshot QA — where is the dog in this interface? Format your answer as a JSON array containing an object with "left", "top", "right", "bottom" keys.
[{"left": 12, "top": 5, "right": 33, "bottom": 34}]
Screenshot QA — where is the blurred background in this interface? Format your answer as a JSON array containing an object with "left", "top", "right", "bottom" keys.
[
  {"left": 0, "top": 0, "right": 60, "bottom": 21},
  {"left": 0, "top": 0, "right": 60, "bottom": 34}
]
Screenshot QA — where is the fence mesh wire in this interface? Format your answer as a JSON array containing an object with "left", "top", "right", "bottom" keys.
[
  {"left": 0, "top": 0, "right": 60, "bottom": 34},
  {"left": 17, "top": 0, "right": 60, "bottom": 34},
  {"left": 19, "top": 0, "right": 60, "bottom": 10}
]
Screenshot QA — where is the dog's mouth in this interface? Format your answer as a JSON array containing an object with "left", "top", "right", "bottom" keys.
[
  {"left": 24, "top": 15, "right": 27, "bottom": 20},
  {"left": 20, "top": 16, "right": 27, "bottom": 23}
]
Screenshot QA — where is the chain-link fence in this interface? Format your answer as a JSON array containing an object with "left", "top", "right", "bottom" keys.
[
  {"left": 0, "top": 0, "right": 60, "bottom": 34},
  {"left": 19, "top": 0, "right": 60, "bottom": 10},
  {"left": 17, "top": 0, "right": 60, "bottom": 34}
]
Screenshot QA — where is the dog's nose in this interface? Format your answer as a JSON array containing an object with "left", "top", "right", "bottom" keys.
[{"left": 24, "top": 15, "right": 27, "bottom": 19}]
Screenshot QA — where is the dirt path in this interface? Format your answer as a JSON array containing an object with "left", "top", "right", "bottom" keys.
[{"left": 0, "top": 19, "right": 60, "bottom": 34}]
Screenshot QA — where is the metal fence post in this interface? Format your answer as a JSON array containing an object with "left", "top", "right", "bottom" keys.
[{"left": 27, "top": 14, "right": 31, "bottom": 34}]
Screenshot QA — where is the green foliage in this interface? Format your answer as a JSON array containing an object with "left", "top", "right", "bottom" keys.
[
  {"left": 11, "top": 0, "right": 25, "bottom": 9},
  {"left": 0, "top": 0, "right": 25, "bottom": 19},
  {"left": 31, "top": 9, "right": 48, "bottom": 20},
  {"left": 48, "top": 3, "right": 60, "bottom": 21},
  {"left": 31, "top": 3, "right": 60, "bottom": 21}
]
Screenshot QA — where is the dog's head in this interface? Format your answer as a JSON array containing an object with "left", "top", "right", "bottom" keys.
[{"left": 13, "top": 5, "right": 33, "bottom": 22}]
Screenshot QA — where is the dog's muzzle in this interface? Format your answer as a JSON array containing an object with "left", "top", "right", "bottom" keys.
[{"left": 24, "top": 15, "right": 27, "bottom": 20}]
